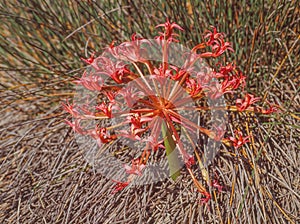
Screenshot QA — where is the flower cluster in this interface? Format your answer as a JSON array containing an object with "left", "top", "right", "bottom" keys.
[{"left": 63, "top": 20, "right": 279, "bottom": 203}]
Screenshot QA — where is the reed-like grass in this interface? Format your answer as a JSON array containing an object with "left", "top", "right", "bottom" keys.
[{"left": 0, "top": 0, "right": 299, "bottom": 223}]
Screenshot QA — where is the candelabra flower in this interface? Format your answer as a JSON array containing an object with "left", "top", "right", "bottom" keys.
[{"left": 63, "top": 20, "right": 279, "bottom": 202}]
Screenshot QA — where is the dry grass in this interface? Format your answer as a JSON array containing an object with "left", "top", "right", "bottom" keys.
[{"left": 0, "top": 0, "right": 299, "bottom": 223}]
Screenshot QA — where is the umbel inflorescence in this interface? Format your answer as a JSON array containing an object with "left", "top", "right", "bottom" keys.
[{"left": 63, "top": 19, "right": 279, "bottom": 203}]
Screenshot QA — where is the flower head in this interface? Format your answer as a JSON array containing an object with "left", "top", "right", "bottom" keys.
[
  {"left": 63, "top": 19, "right": 278, "bottom": 204},
  {"left": 111, "top": 180, "right": 129, "bottom": 194},
  {"left": 155, "top": 18, "right": 184, "bottom": 42},
  {"left": 226, "top": 130, "right": 250, "bottom": 149},
  {"left": 236, "top": 93, "right": 260, "bottom": 112}
]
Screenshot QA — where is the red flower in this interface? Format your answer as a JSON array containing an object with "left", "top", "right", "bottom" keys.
[
  {"left": 200, "top": 191, "right": 211, "bottom": 204},
  {"left": 206, "top": 81, "right": 233, "bottom": 99},
  {"left": 81, "top": 52, "right": 95, "bottom": 65},
  {"left": 124, "top": 158, "right": 146, "bottom": 176},
  {"left": 156, "top": 19, "right": 184, "bottom": 33},
  {"left": 104, "top": 90, "right": 117, "bottom": 103},
  {"left": 170, "top": 66, "right": 190, "bottom": 81},
  {"left": 236, "top": 93, "right": 260, "bottom": 112},
  {"left": 186, "top": 78, "right": 203, "bottom": 97},
  {"left": 62, "top": 100, "right": 80, "bottom": 117},
  {"left": 95, "top": 102, "right": 115, "bottom": 118},
  {"left": 226, "top": 130, "right": 250, "bottom": 149},
  {"left": 232, "top": 71, "right": 246, "bottom": 90},
  {"left": 199, "top": 27, "right": 234, "bottom": 58},
  {"left": 63, "top": 20, "right": 279, "bottom": 202},
  {"left": 64, "top": 119, "right": 86, "bottom": 135},
  {"left": 150, "top": 65, "right": 173, "bottom": 85},
  {"left": 185, "top": 154, "right": 195, "bottom": 168},
  {"left": 155, "top": 18, "right": 184, "bottom": 42},
  {"left": 214, "top": 63, "right": 235, "bottom": 78},
  {"left": 111, "top": 180, "right": 129, "bottom": 194},
  {"left": 110, "top": 65, "right": 131, "bottom": 84},
  {"left": 89, "top": 127, "right": 117, "bottom": 144},
  {"left": 144, "top": 136, "right": 165, "bottom": 151},
  {"left": 211, "top": 179, "right": 223, "bottom": 192},
  {"left": 116, "top": 33, "right": 150, "bottom": 62},
  {"left": 204, "top": 26, "right": 225, "bottom": 46},
  {"left": 93, "top": 56, "right": 132, "bottom": 84},
  {"left": 261, "top": 102, "right": 281, "bottom": 114},
  {"left": 213, "top": 63, "right": 246, "bottom": 91},
  {"left": 129, "top": 114, "right": 148, "bottom": 137},
  {"left": 118, "top": 86, "right": 144, "bottom": 108},
  {"left": 214, "top": 39, "right": 234, "bottom": 56}
]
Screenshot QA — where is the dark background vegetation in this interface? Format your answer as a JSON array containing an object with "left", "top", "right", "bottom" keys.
[{"left": 0, "top": 0, "right": 299, "bottom": 223}]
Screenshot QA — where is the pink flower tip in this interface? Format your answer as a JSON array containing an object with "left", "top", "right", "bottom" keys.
[
  {"left": 111, "top": 180, "right": 129, "bottom": 194},
  {"left": 200, "top": 192, "right": 211, "bottom": 204},
  {"left": 81, "top": 52, "right": 96, "bottom": 65}
]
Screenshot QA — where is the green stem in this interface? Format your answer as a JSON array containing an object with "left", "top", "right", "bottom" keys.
[{"left": 162, "top": 121, "right": 181, "bottom": 180}]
